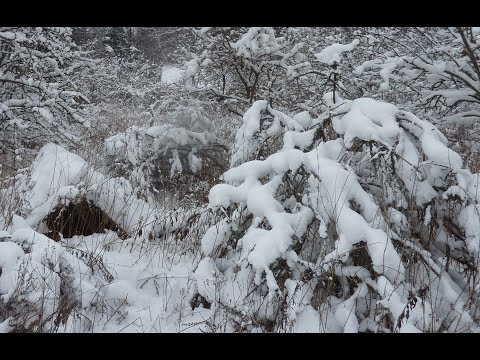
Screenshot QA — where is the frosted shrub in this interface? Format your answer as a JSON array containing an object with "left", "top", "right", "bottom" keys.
[{"left": 193, "top": 95, "right": 480, "bottom": 333}]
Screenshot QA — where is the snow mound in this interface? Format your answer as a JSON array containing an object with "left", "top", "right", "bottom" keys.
[
  {"left": 21, "top": 143, "right": 156, "bottom": 240},
  {"left": 0, "top": 216, "right": 206, "bottom": 332},
  {"left": 161, "top": 66, "right": 184, "bottom": 85}
]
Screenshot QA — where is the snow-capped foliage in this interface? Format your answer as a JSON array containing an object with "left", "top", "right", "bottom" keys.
[
  {"left": 315, "top": 39, "right": 360, "bottom": 65},
  {"left": 15, "top": 143, "right": 157, "bottom": 239},
  {"left": 185, "top": 27, "right": 311, "bottom": 114},
  {"left": 193, "top": 97, "right": 480, "bottom": 333},
  {"left": 0, "top": 27, "right": 94, "bottom": 169},
  {"left": 1, "top": 27, "right": 480, "bottom": 333},
  {"left": 161, "top": 66, "right": 184, "bottom": 85},
  {"left": 354, "top": 27, "right": 480, "bottom": 125},
  {"left": 104, "top": 124, "right": 228, "bottom": 204},
  {"left": 230, "top": 99, "right": 305, "bottom": 167}
]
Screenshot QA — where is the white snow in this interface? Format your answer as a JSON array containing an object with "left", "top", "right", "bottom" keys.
[
  {"left": 458, "top": 205, "right": 480, "bottom": 255},
  {"left": 332, "top": 97, "right": 399, "bottom": 148},
  {"left": 315, "top": 39, "right": 360, "bottom": 65},
  {"left": 0, "top": 318, "right": 13, "bottom": 333},
  {"left": 0, "top": 209, "right": 207, "bottom": 333},
  {"left": 0, "top": 241, "right": 25, "bottom": 300},
  {"left": 170, "top": 149, "right": 183, "bottom": 177},
  {"left": 26, "top": 143, "right": 88, "bottom": 211},
  {"left": 2, "top": 30, "right": 479, "bottom": 333},
  {"left": 188, "top": 149, "right": 202, "bottom": 174},
  {"left": 201, "top": 218, "right": 234, "bottom": 257},
  {"left": 161, "top": 66, "right": 184, "bottom": 85},
  {"left": 20, "top": 143, "right": 157, "bottom": 240},
  {"left": 194, "top": 257, "right": 220, "bottom": 304},
  {"left": 184, "top": 57, "right": 199, "bottom": 79},
  {"left": 231, "top": 27, "right": 284, "bottom": 59}
]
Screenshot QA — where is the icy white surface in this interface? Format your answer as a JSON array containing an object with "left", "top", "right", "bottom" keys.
[
  {"left": 315, "top": 39, "right": 360, "bottom": 65},
  {"left": 161, "top": 66, "right": 184, "bottom": 85},
  {"left": 23, "top": 143, "right": 157, "bottom": 239}
]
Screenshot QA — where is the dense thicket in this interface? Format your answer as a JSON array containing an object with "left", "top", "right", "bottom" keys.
[{"left": 0, "top": 27, "right": 479, "bottom": 333}]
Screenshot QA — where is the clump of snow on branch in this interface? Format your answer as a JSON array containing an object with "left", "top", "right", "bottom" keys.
[{"left": 315, "top": 39, "right": 360, "bottom": 65}]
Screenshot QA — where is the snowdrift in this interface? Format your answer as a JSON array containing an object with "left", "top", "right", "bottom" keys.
[
  {"left": 22, "top": 143, "right": 157, "bottom": 239},
  {"left": 0, "top": 143, "right": 209, "bottom": 332}
]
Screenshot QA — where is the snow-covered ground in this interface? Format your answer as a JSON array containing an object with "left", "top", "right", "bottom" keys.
[
  {"left": 0, "top": 143, "right": 211, "bottom": 333},
  {"left": 161, "top": 66, "right": 184, "bottom": 85}
]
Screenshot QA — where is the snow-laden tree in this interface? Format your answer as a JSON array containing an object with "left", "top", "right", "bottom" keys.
[
  {"left": 71, "top": 48, "right": 174, "bottom": 157},
  {"left": 192, "top": 94, "right": 480, "bottom": 333},
  {"left": 349, "top": 27, "right": 480, "bottom": 172},
  {"left": 104, "top": 123, "right": 228, "bottom": 205},
  {"left": 103, "top": 27, "right": 133, "bottom": 57},
  {"left": 185, "top": 27, "right": 311, "bottom": 116},
  {"left": 184, "top": 27, "right": 374, "bottom": 119},
  {"left": 0, "top": 27, "right": 94, "bottom": 171},
  {"left": 85, "top": 54, "right": 163, "bottom": 109},
  {"left": 353, "top": 27, "right": 480, "bottom": 125}
]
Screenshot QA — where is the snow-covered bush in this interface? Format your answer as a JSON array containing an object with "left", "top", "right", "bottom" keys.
[
  {"left": 185, "top": 27, "right": 311, "bottom": 116},
  {"left": 192, "top": 95, "right": 480, "bottom": 333},
  {"left": 350, "top": 27, "right": 480, "bottom": 185},
  {"left": 0, "top": 143, "right": 206, "bottom": 332},
  {"left": 0, "top": 27, "right": 94, "bottom": 171},
  {"left": 2, "top": 143, "right": 157, "bottom": 240},
  {"left": 352, "top": 27, "right": 480, "bottom": 128},
  {"left": 104, "top": 124, "right": 228, "bottom": 205}
]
